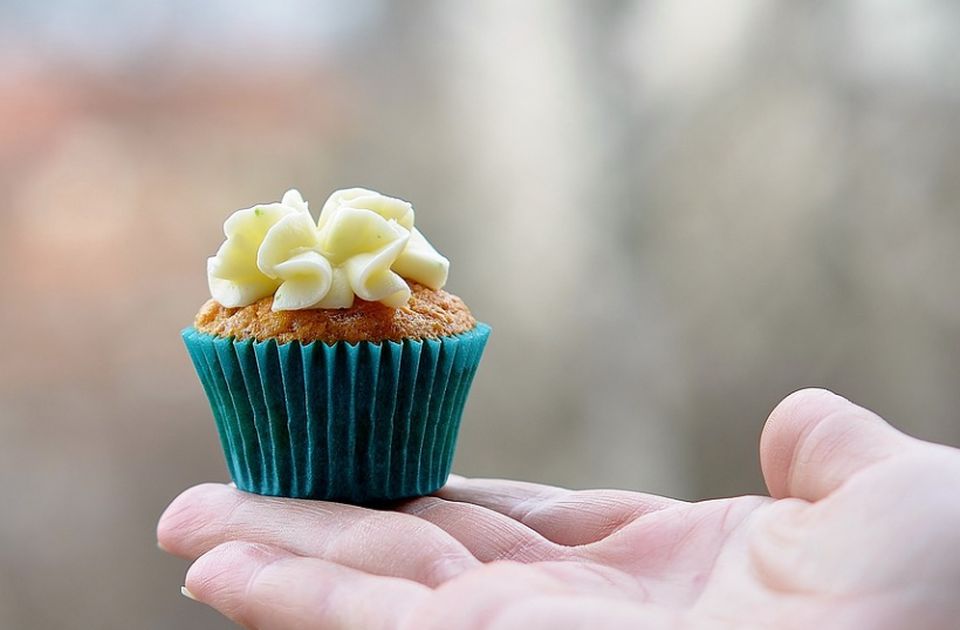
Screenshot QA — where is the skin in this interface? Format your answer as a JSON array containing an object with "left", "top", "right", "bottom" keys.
[{"left": 157, "top": 388, "right": 960, "bottom": 629}]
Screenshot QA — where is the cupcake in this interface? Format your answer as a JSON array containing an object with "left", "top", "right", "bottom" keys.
[{"left": 182, "top": 188, "right": 490, "bottom": 503}]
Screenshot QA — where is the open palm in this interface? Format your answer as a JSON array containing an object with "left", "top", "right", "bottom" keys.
[{"left": 158, "top": 389, "right": 960, "bottom": 629}]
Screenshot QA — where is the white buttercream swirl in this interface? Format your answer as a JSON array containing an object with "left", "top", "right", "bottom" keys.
[{"left": 207, "top": 188, "right": 449, "bottom": 310}]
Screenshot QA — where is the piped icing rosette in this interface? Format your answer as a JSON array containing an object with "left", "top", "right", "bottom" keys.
[{"left": 207, "top": 188, "right": 450, "bottom": 311}]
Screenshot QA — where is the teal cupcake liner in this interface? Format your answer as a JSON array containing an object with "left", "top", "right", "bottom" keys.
[{"left": 181, "top": 323, "right": 490, "bottom": 503}]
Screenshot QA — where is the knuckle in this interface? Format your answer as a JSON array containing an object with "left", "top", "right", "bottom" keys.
[{"left": 186, "top": 541, "right": 281, "bottom": 596}]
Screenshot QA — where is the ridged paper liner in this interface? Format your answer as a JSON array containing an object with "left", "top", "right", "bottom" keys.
[{"left": 182, "top": 323, "right": 490, "bottom": 503}]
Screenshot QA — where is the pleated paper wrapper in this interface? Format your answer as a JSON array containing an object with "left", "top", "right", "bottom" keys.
[{"left": 182, "top": 323, "right": 490, "bottom": 503}]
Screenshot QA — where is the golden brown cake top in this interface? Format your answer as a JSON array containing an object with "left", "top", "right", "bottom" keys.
[{"left": 194, "top": 282, "right": 477, "bottom": 344}]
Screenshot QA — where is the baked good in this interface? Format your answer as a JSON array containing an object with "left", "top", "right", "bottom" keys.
[{"left": 181, "top": 188, "right": 490, "bottom": 502}]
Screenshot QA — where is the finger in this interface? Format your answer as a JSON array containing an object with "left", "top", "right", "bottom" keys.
[
  {"left": 436, "top": 477, "right": 684, "bottom": 546},
  {"left": 185, "top": 541, "right": 429, "bottom": 630},
  {"left": 760, "top": 388, "right": 921, "bottom": 501},
  {"left": 396, "top": 496, "right": 565, "bottom": 562},
  {"left": 157, "top": 483, "right": 478, "bottom": 586},
  {"left": 404, "top": 560, "right": 570, "bottom": 629}
]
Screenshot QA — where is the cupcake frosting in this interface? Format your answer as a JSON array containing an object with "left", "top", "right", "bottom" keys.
[{"left": 207, "top": 188, "right": 450, "bottom": 311}]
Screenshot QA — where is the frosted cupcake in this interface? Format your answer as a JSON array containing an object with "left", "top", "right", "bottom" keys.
[{"left": 182, "top": 188, "right": 490, "bottom": 503}]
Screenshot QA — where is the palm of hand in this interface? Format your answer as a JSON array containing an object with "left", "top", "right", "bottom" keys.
[{"left": 159, "top": 390, "right": 960, "bottom": 629}]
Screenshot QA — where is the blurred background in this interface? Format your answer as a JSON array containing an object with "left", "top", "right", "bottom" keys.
[{"left": 2, "top": 0, "right": 959, "bottom": 627}]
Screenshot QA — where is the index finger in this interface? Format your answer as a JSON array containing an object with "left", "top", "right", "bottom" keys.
[
  {"left": 436, "top": 476, "right": 684, "bottom": 546},
  {"left": 157, "top": 483, "right": 479, "bottom": 586}
]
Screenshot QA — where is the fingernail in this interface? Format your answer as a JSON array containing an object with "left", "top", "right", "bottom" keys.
[{"left": 181, "top": 586, "right": 198, "bottom": 601}]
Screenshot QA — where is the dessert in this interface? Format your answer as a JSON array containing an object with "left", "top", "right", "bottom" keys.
[{"left": 181, "top": 188, "right": 490, "bottom": 503}]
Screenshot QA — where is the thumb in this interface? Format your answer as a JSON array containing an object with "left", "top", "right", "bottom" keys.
[{"left": 760, "top": 388, "right": 920, "bottom": 501}]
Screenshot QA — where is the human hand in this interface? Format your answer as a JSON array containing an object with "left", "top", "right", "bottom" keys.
[{"left": 157, "top": 389, "right": 960, "bottom": 629}]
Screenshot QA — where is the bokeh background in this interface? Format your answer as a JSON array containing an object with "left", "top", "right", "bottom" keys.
[{"left": 2, "top": 0, "right": 959, "bottom": 627}]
